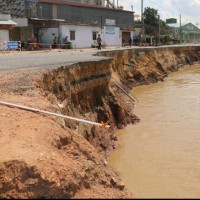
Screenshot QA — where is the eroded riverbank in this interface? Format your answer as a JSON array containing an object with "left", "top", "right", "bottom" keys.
[{"left": 0, "top": 46, "right": 200, "bottom": 198}]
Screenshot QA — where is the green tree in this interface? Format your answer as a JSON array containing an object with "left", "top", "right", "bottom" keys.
[
  {"left": 143, "top": 7, "right": 169, "bottom": 37},
  {"left": 163, "top": 34, "right": 171, "bottom": 44},
  {"left": 134, "top": 19, "right": 142, "bottom": 28}
]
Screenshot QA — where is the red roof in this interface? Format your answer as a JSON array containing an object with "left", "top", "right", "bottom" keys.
[{"left": 38, "top": 0, "right": 131, "bottom": 12}]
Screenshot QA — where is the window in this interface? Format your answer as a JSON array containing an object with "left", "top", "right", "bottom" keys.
[
  {"left": 92, "top": 32, "right": 97, "bottom": 40},
  {"left": 70, "top": 31, "right": 75, "bottom": 40}
]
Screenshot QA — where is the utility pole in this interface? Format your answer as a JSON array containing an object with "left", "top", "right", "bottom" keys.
[
  {"left": 140, "top": 0, "right": 144, "bottom": 46},
  {"left": 100, "top": 15, "right": 103, "bottom": 34},
  {"left": 40, "top": 5, "right": 42, "bottom": 18},
  {"left": 158, "top": 14, "right": 160, "bottom": 44},
  {"left": 180, "top": 14, "right": 182, "bottom": 44}
]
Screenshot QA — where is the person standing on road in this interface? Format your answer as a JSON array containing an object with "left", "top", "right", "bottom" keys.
[
  {"left": 97, "top": 34, "right": 102, "bottom": 50},
  {"left": 128, "top": 37, "right": 132, "bottom": 47},
  {"left": 122, "top": 38, "right": 125, "bottom": 47},
  {"left": 64, "top": 36, "right": 69, "bottom": 49},
  {"left": 52, "top": 36, "right": 58, "bottom": 49}
]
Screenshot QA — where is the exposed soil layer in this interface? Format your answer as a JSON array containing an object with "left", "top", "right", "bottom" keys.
[{"left": 0, "top": 46, "right": 200, "bottom": 198}]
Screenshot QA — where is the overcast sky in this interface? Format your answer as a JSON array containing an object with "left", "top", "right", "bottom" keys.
[{"left": 117, "top": 0, "right": 200, "bottom": 26}]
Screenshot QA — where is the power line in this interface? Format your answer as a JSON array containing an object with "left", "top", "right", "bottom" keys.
[
  {"left": 146, "top": 0, "right": 179, "bottom": 16},
  {"left": 146, "top": 0, "right": 200, "bottom": 24}
]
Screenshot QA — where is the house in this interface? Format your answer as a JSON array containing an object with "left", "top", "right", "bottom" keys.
[
  {"left": 0, "top": 13, "right": 17, "bottom": 50},
  {"left": 169, "top": 22, "right": 200, "bottom": 44},
  {"left": 180, "top": 23, "right": 200, "bottom": 43},
  {"left": 0, "top": 0, "right": 134, "bottom": 48}
]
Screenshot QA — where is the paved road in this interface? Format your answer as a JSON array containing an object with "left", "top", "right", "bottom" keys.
[
  {"left": 0, "top": 49, "right": 112, "bottom": 72},
  {"left": 0, "top": 44, "right": 200, "bottom": 72}
]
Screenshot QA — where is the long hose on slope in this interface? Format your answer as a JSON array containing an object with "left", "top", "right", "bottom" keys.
[{"left": 0, "top": 100, "right": 111, "bottom": 128}]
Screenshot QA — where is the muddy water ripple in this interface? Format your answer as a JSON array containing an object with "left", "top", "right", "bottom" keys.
[{"left": 108, "top": 65, "right": 200, "bottom": 198}]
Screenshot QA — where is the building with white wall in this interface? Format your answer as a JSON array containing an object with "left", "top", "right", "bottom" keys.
[
  {"left": 60, "top": 24, "right": 101, "bottom": 48},
  {"left": 0, "top": 14, "right": 17, "bottom": 50},
  {"left": 59, "top": 23, "right": 130, "bottom": 48},
  {"left": 0, "top": 0, "right": 134, "bottom": 49},
  {"left": 35, "top": 0, "right": 134, "bottom": 48}
]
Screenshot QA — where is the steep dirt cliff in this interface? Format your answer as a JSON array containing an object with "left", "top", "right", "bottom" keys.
[
  {"left": 1, "top": 46, "right": 200, "bottom": 198},
  {"left": 40, "top": 60, "right": 139, "bottom": 157},
  {"left": 99, "top": 46, "right": 200, "bottom": 90}
]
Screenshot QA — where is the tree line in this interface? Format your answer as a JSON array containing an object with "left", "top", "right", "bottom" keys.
[{"left": 134, "top": 7, "right": 172, "bottom": 44}]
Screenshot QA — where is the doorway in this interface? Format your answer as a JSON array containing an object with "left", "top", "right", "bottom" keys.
[{"left": 122, "top": 32, "right": 131, "bottom": 45}]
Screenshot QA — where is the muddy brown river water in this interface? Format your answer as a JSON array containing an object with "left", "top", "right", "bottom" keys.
[{"left": 108, "top": 64, "right": 200, "bottom": 198}]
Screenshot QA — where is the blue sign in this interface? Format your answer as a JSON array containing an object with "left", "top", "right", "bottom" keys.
[
  {"left": 7, "top": 41, "right": 18, "bottom": 50},
  {"left": 106, "top": 26, "right": 115, "bottom": 34}
]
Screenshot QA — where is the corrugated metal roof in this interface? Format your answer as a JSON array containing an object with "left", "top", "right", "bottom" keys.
[{"left": 0, "top": 20, "right": 17, "bottom": 25}]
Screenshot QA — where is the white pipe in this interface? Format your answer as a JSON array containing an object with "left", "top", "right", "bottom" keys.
[{"left": 0, "top": 101, "right": 111, "bottom": 128}]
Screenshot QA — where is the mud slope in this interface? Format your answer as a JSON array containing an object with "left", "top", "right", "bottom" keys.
[
  {"left": 40, "top": 60, "right": 139, "bottom": 157},
  {"left": 0, "top": 70, "right": 133, "bottom": 199},
  {"left": 0, "top": 46, "right": 200, "bottom": 198}
]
